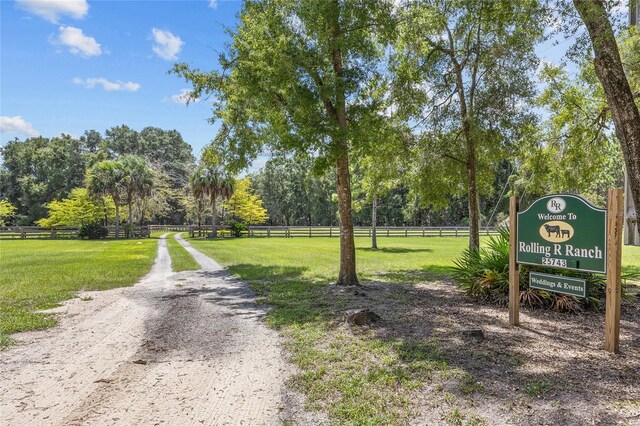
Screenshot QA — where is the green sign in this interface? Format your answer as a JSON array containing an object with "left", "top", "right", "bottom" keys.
[
  {"left": 517, "top": 194, "right": 606, "bottom": 273},
  {"left": 529, "top": 272, "right": 587, "bottom": 298}
]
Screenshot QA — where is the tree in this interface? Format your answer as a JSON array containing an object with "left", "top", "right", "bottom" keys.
[
  {"left": 174, "top": 0, "right": 394, "bottom": 285},
  {"left": 353, "top": 126, "right": 405, "bottom": 249},
  {"left": 36, "top": 188, "right": 115, "bottom": 228},
  {"left": 514, "top": 61, "right": 624, "bottom": 205},
  {"left": 223, "top": 178, "right": 268, "bottom": 225},
  {"left": 86, "top": 160, "right": 126, "bottom": 238},
  {"left": 251, "top": 156, "right": 337, "bottom": 226},
  {"left": 0, "top": 134, "right": 88, "bottom": 223},
  {"left": 571, "top": 0, "right": 640, "bottom": 220},
  {"left": 120, "top": 155, "right": 155, "bottom": 226},
  {"left": 394, "top": 0, "right": 545, "bottom": 251},
  {"left": 0, "top": 200, "right": 17, "bottom": 226},
  {"left": 190, "top": 156, "right": 234, "bottom": 236}
]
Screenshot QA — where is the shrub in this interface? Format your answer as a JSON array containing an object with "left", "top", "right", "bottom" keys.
[
  {"left": 452, "top": 227, "right": 633, "bottom": 313},
  {"left": 225, "top": 220, "right": 247, "bottom": 238},
  {"left": 77, "top": 222, "right": 109, "bottom": 240}
]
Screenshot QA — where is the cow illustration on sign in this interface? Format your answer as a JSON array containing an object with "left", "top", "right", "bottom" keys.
[{"left": 543, "top": 223, "right": 571, "bottom": 239}]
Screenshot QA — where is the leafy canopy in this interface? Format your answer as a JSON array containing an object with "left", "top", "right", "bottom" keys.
[
  {"left": 224, "top": 178, "right": 268, "bottom": 225},
  {"left": 36, "top": 188, "right": 115, "bottom": 228}
]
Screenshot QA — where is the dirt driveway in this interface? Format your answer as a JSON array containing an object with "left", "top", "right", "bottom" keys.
[{"left": 0, "top": 235, "right": 303, "bottom": 425}]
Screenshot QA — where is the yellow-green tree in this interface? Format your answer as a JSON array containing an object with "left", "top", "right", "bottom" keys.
[
  {"left": 223, "top": 178, "right": 267, "bottom": 225},
  {"left": 36, "top": 188, "right": 115, "bottom": 228},
  {"left": 0, "top": 200, "right": 17, "bottom": 226}
]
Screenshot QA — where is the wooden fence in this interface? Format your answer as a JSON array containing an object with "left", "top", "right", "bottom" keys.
[
  {"left": 0, "top": 226, "right": 151, "bottom": 239},
  {"left": 179, "top": 225, "right": 499, "bottom": 238}
]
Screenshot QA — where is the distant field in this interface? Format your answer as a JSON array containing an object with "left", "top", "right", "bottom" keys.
[{"left": 0, "top": 239, "right": 157, "bottom": 347}]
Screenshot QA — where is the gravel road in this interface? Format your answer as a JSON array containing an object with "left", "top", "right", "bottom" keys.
[{"left": 0, "top": 234, "right": 300, "bottom": 425}]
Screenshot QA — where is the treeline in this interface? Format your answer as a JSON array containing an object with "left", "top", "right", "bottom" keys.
[
  {"left": 0, "top": 126, "right": 194, "bottom": 225},
  {"left": 249, "top": 156, "right": 512, "bottom": 227}
]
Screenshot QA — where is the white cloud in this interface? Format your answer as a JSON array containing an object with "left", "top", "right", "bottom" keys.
[
  {"left": 0, "top": 116, "right": 40, "bottom": 137},
  {"left": 73, "top": 77, "right": 140, "bottom": 92},
  {"left": 151, "top": 28, "right": 183, "bottom": 61},
  {"left": 208, "top": 0, "right": 218, "bottom": 9},
  {"left": 16, "top": 0, "right": 88, "bottom": 23},
  {"left": 171, "top": 89, "right": 199, "bottom": 105},
  {"left": 52, "top": 26, "right": 101, "bottom": 57}
]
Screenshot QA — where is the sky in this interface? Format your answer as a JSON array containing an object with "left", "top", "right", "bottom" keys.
[
  {"left": 2, "top": 0, "right": 617, "bottom": 167},
  {"left": 0, "top": 0, "right": 242, "bottom": 158}
]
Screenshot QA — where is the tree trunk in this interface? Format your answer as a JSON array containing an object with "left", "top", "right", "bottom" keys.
[
  {"left": 454, "top": 65, "right": 481, "bottom": 251},
  {"left": 371, "top": 195, "right": 378, "bottom": 249},
  {"left": 331, "top": 2, "right": 358, "bottom": 286},
  {"left": 115, "top": 203, "right": 120, "bottom": 239},
  {"left": 211, "top": 196, "right": 217, "bottom": 237},
  {"left": 466, "top": 139, "right": 481, "bottom": 251},
  {"left": 573, "top": 0, "right": 640, "bottom": 221},
  {"left": 336, "top": 152, "right": 359, "bottom": 285}
]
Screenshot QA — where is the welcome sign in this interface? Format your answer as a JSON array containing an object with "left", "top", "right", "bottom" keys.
[{"left": 517, "top": 194, "right": 607, "bottom": 274}]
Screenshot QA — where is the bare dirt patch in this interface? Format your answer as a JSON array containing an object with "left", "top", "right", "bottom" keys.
[{"left": 334, "top": 274, "right": 640, "bottom": 425}]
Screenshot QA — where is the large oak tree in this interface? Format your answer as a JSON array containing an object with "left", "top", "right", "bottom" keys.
[{"left": 174, "top": 0, "right": 394, "bottom": 285}]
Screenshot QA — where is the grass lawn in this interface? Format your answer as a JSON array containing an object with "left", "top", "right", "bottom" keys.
[
  {"left": 189, "top": 236, "right": 640, "bottom": 425},
  {"left": 0, "top": 238, "right": 157, "bottom": 347},
  {"left": 166, "top": 233, "right": 200, "bottom": 272}
]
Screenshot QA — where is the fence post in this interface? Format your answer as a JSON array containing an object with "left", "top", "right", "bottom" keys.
[
  {"left": 387, "top": 227, "right": 389, "bottom": 237},
  {"left": 21, "top": 227, "right": 26, "bottom": 239},
  {"left": 309, "top": 227, "right": 312, "bottom": 238},
  {"left": 329, "top": 227, "right": 332, "bottom": 237},
  {"left": 455, "top": 227, "right": 458, "bottom": 237}
]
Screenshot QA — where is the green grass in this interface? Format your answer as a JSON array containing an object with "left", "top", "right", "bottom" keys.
[
  {"left": 524, "top": 380, "right": 551, "bottom": 398},
  {"left": 188, "top": 236, "right": 640, "bottom": 425},
  {"left": 622, "top": 244, "right": 640, "bottom": 279},
  {"left": 0, "top": 238, "right": 157, "bottom": 344},
  {"left": 166, "top": 233, "right": 200, "bottom": 272}
]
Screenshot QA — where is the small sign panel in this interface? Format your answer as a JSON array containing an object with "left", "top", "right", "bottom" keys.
[
  {"left": 517, "top": 194, "right": 607, "bottom": 273},
  {"left": 529, "top": 272, "right": 587, "bottom": 298}
]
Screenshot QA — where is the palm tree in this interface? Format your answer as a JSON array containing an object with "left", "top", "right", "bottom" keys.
[
  {"left": 190, "top": 165, "right": 234, "bottom": 237},
  {"left": 87, "top": 160, "right": 126, "bottom": 238},
  {"left": 121, "top": 155, "right": 155, "bottom": 227},
  {"left": 190, "top": 167, "right": 208, "bottom": 228}
]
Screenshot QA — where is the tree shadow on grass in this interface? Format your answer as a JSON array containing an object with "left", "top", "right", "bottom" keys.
[{"left": 357, "top": 247, "right": 434, "bottom": 254}]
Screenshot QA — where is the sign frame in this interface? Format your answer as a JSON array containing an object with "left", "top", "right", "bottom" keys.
[{"left": 516, "top": 194, "right": 607, "bottom": 274}]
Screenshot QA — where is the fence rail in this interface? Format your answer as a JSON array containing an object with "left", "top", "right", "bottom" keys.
[
  {"left": 181, "top": 225, "right": 499, "bottom": 238},
  {"left": 0, "top": 225, "right": 499, "bottom": 240},
  {"left": 0, "top": 226, "right": 150, "bottom": 239}
]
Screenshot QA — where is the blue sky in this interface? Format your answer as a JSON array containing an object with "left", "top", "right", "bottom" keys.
[
  {"left": 1, "top": 0, "right": 242, "bottom": 158},
  {"left": 1, "top": 0, "right": 597, "bottom": 166}
]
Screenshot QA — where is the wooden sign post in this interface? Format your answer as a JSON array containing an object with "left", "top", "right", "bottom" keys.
[
  {"left": 509, "top": 196, "right": 519, "bottom": 326},
  {"left": 605, "top": 188, "right": 624, "bottom": 353}
]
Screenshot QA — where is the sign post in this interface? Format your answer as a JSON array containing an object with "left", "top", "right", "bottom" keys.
[
  {"left": 605, "top": 188, "right": 624, "bottom": 353},
  {"left": 509, "top": 196, "right": 519, "bottom": 326}
]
